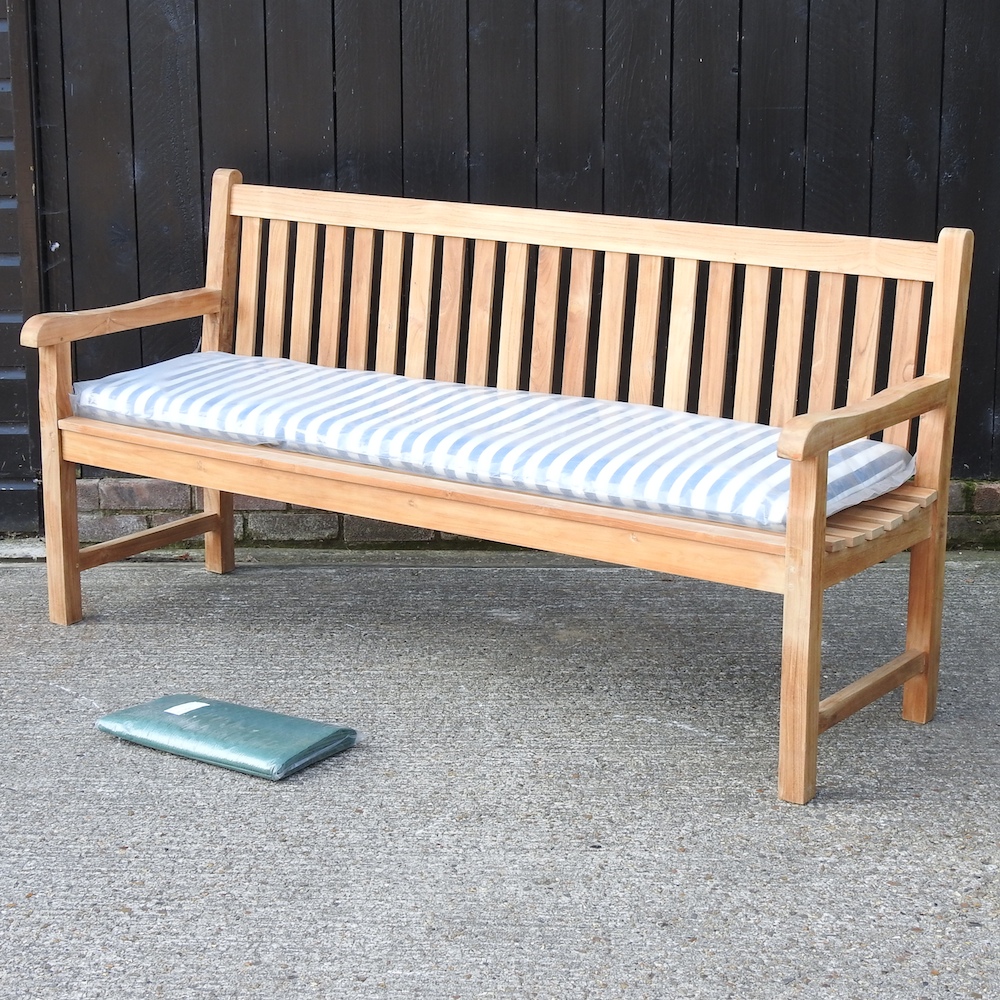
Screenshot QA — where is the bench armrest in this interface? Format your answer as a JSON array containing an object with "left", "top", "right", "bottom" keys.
[
  {"left": 20, "top": 287, "right": 222, "bottom": 349},
  {"left": 777, "top": 374, "right": 951, "bottom": 461}
]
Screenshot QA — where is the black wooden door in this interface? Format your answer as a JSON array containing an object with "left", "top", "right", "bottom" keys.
[
  {"left": 0, "top": 0, "right": 40, "bottom": 532},
  {"left": 7, "top": 0, "right": 1000, "bottom": 500}
]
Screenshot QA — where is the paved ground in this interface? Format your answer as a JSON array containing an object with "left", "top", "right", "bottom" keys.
[{"left": 0, "top": 549, "right": 997, "bottom": 999}]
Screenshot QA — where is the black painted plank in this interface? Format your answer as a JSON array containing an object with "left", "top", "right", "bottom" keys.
[
  {"left": 804, "top": 0, "right": 876, "bottom": 236},
  {"left": 468, "top": 0, "right": 536, "bottom": 208},
  {"left": 198, "top": 0, "right": 268, "bottom": 186},
  {"left": 0, "top": 481, "right": 38, "bottom": 533},
  {"left": 32, "top": 0, "right": 73, "bottom": 316},
  {"left": 604, "top": 0, "right": 671, "bottom": 218},
  {"left": 401, "top": 0, "right": 467, "bottom": 201},
  {"left": 130, "top": 0, "right": 204, "bottom": 364},
  {"left": 0, "top": 321, "right": 21, "bottom": 365},
  {"left": 335, "top": 0, "right": 402, "bottom": 195},
  {"left": 871, "top": 0, "right": 944, "bottom": 241},
  {"left": 939, "top": 4, "right": 1000, "bottom": 478},
  {"left": 61, "top": 0, "right": 141, "bottom": 380},
  {"left": 536, "top": 0, "right": 603, "bottom": 212},
  {"left": 268, "top": 1, "right": 336, "bottom": 190},
  {"left": 738, "top": 0, "right": 808, "bottom": 229},
  {"left": 671, "top": 0, "right": 740, "bottom": 224},
  {"left": 0, "top": 371, "right": 26, "bottom": 421},
  {"left": 0, "top": 149, "right": 14, "bottom": 195},
  {"left": 0, "top": 260, "right": 17, "bottom": 311}
]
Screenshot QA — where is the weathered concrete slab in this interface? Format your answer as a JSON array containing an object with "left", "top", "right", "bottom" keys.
[{"left": 1, "top": 552, "right": 997, "bottom": 998}]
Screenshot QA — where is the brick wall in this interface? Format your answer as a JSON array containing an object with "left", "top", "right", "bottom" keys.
[
  {"left": 67, "top": 476, "right": 1000, "bottom": 550},
  {"left": 76, "top": 478, "right": 445, "bottom": 547}
]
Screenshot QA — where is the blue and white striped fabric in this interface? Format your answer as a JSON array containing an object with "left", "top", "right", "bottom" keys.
[{"left": 72, "top": 351, "right": 916, "bottom": 530}]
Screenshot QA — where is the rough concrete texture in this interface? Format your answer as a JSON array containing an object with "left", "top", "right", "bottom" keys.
[{"left": 0, "top": 551, "right": 997, "bottom": 999}]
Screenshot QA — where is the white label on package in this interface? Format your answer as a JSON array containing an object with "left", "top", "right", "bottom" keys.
[{"left": 164, "top": 701, "right": 210, "bottom": 715}]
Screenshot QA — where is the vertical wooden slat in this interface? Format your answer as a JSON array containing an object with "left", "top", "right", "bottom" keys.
[
  {"left": 262, "top": 219, "right": 290, "bottom": 357},
  {"left": 317, "top": 224, "right": 346, "bottom": 367},
  {"left": 732, "top": 264, "right": 771, "bottom": 422},
  {"left": 529, "top": 244, "right": 561, "bottom": 392},
  {"left": 466, "top": 238, "right": 497, "bottom": 386},
  {"left": 289, "top": 222, "right": 318, "bottom": 363},
  {"left": 883, "top": 278, "right": 926, "bottom": 448},
  {"left": 234, "top": 215, "right": 263, "bottom": 355},
  {"left": 769, "top": 268, "right": 809, "bottom": 425},
  {"left": 375, "top": 230, "right": 405, "bottom": 373},
  {"left": 847, "top": 274, "right": 885, "bottom": 404},
  {"left": 662, "top": 257, "right": 699, "bottom": 410},
  {"left": 698, "top": 261, "right": 735, "bottom": 416},
  {"left": 497, "top": 242, "right": 530, "bottom": 389},
  {"left": 346, "top": 227, "right": 375, "bottom": 370},
  {"left": 594, "top": 250, "right": 629, "bottom": 401},
  {"left": 627, "top": 254, "right": 663, "bottom": 404},
  {"left": 561, "top": 248, "right": 595, "bottom": 397},
  {"left": 201, "top": 168, "right": 242, "bottom": 354},
  {"left": 807, "top": 270, "right": 846, "bottom": 411},
  {"left": 435, "top": 235, "right": 465, "bottom": 381},
  {"left": 404, "top": 232, "right": 435, "bottom": 378}
]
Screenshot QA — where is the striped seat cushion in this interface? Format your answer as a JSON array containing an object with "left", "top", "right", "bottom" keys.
[{"left": 72, "top": 351, "right": 916, "bottom": 531}]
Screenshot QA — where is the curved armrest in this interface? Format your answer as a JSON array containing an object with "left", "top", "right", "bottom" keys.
[
  {"left": 777, "top": 374, "right": 951, "bottom": 461},
  {"left": 20, "top": 287, "right": 222, "bottom": 349}
]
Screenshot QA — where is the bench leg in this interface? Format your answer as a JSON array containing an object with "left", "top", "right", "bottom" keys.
[
  {"left": 203, "top": 488, "right": 235, "bottom": 574},
  {"left": 38, "top": 343, "right": 83, "bottom": 625},
  {"left": 901, "top": 531, "right": 945, "bottom": 724},
  {"left": 778, "top": 575, "right": 823, "bottom": 804},
  {"left": 42, "top": 451, "right": 83, "bottom": 625},
  {"left": 778, "top": 454, "right": 826, "bottom": 804}
]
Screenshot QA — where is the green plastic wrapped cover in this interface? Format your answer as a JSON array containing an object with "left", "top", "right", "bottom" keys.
[{"left": 96, "top": 695, "right": 358, "bottom": 780}]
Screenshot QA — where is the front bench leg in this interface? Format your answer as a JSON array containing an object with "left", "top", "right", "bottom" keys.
[
  {"left": 778, "top": 454, "right": 828, "bottom": 804},
  {"left": 202, "top": 488, "right": 235, "bottom": 574},
  {"left": 38, "top": 343, "right": 83, "bottom": 625}
]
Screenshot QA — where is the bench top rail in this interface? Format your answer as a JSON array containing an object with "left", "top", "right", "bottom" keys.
[{"left": 206, "top": 172, "right": 969, "bottom": 470}]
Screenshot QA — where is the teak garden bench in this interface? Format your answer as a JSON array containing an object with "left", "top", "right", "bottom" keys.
[{"left": 21, "top": 168, "right": 973, "bottom": 803}]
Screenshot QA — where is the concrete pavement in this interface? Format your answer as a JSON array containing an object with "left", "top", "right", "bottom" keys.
[{"left": 1, "top": 549, "right": 997, "bottom": 999}]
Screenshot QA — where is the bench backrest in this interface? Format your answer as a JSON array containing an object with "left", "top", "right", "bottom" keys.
[{"left": 202, "top": 168, "right": 971, "bottom": 457}]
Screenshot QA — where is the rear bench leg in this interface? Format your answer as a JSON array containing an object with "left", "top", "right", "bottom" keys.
[
  {"left": 901, "top": 532, "right": 945, "bottom": 724},
  {"left": 203, "top": 488, "right": 235, "bottom": 574}
]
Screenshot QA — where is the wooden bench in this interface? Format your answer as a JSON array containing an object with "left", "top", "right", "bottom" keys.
[{"left": 21, "top": 168, "right": 973, "bottom": 803}]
